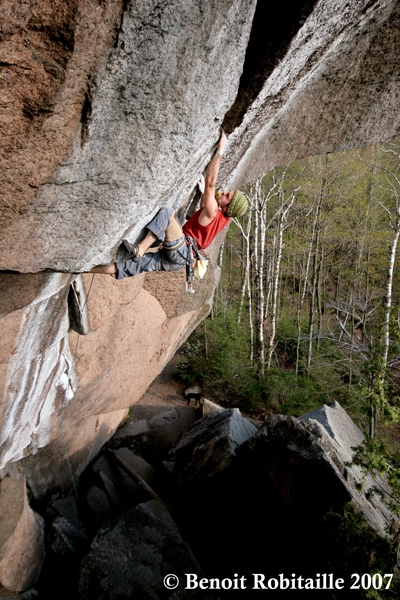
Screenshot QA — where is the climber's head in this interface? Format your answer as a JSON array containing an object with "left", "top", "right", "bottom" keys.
[
  {"left": 226, "top": 190, "right": 249, "bottom": 218},
  {"left": 216, "top": 189, "right": 234, "bottom": 210},
  {"left": 216, "top": 190, "right": 248, "bottom": 217}
]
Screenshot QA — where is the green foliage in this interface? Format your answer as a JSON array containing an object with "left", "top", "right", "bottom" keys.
[
  {"left": 358, "top": 340, "right": 400, "bottom": 427},
  {"left": 262, "top": 368, "right": 323, "bottom": 415},
  {"left": 322, "top": 504, "right": 400, "bottom": 599},
  {"left": 273, "top": 316, "right": 304, "bottom": 370},
  {"left": 177, "top": 307, "right": 263, "bottom": 412},
  {"left": 351, "top": 436, "right": 400, "bottom": 516},
  {"left": 179, "top": 139, "right": 400, "bottom": 432}
]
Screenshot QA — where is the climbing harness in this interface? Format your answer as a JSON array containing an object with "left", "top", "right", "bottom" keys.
[
  {"left": 162, "top": 235, "right": 205, "bottom": 293},
  {"left": 162, "top": 236, "right": 186, "bottom": 254},
  {"left": 183, "top": 236, "right": 208, "bottom": 293}
]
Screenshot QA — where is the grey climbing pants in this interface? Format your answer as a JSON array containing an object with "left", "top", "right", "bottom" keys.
[{"left": 115, "top": 206, "right": 191, "bottom": 280}]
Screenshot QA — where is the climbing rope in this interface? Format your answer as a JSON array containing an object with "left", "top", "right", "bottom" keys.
[
  {"left": 70, "top": 272, "right": 95, "bottom": 367},
  {"left": 56, "top": 412, "right": 80, "bottom": 502},
  {"left": 56, "top": 272, "right": 96, "bottom": 501}
]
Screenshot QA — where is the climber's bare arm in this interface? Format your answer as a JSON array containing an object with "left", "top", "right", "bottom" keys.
[
  {"left": 90, "top": 264, "right": 117, "bottom": 276},
  {"left": 199, "top": 130, "right": 227, "bottom": 226}
]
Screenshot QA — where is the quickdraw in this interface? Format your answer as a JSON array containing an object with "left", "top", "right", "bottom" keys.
[
  {"left": 184, "top": 236, "right": 208, "bottom": 293},
  {"left": 163, "top": 235, "right": 205, "bottom": 293},
  {"left": 185, "top": 237, "right": 196, "bottom": 294}
]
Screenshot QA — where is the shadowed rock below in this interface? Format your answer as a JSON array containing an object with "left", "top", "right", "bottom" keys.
[{"left": 79, "top": 499, "right": 205, "bottom": 600}]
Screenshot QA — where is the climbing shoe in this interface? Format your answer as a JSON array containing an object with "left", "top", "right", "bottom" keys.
[{"left": 122, "top": 239, "right": 141, "bottom": 262}]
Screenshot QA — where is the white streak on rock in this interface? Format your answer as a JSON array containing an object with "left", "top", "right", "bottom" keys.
[{"left": 0, "top": 276, "right": 74, "bottom": 469}]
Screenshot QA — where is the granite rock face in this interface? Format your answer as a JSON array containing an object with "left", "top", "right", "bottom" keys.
[
  {"left": 0, "top": 479, "right": 45, "bottom": 592},
  {"left": 1, "top": 1, "right": 399, "bottom": 272},
  {"left": 0, "top": 273, "right": 75, "bottom": 469},
  {"left": 5, "top": 255, "right": 220, "bottom": 499},
  {"left": 0, "top": 0, "right": 257, "bottom": 273}
]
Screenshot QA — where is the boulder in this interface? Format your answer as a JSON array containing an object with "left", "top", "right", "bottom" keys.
[
  {"left": 202, "top": 399, "right": 223, "bottom": 416},
  {"left": 299, "top": 401, "right": 393, "bottom": 536},
  {"left": 98, "top": 471, "right": 125, "bottom": 510},
  {"left": 113, "top": 448, "right": 156, "bottom": 485},
  {"left": 79, "top": 499, "right": 203, "bottom": 600},
  {"left": 93, "top": 454, "right": 141, "bottom": 493},
  {"left": 239, "top": 413, "right": 354, "bottom": 516},
  {"left": 112, "top": 419, "right": 149, "bottom": 439},
  {"left": 49, "top": 516, "right": 89, "bottom": 557},
  {"left": 85, "top": 486, "right": 113, "bottom": 529},
  {"left": 49, "top": 495, "right": 89, "bottom": 556},
  {"left": 163, "top": 408, "right": 258, "bottom": 483},
  {"left": 110, "top": 399, "right": 201, "bottom": 465},
  {"left": 236, "top": 402, "right": 395, "bottom": 538},
  {"left": 52, "top": 495, "right": 86, "bottom": 532}
]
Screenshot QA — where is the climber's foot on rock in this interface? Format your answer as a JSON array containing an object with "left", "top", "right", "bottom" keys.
[{"left": 122, "top": 240, "right": 141, "bottom": 262}]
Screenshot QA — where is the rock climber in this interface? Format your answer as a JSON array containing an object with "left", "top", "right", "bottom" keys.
[{"left": 90, "top": 130, "right": 248, "bottom": 280}]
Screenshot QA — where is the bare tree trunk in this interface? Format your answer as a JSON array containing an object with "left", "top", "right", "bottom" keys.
[
  {"left": 383, "top": 211, "right": 400, "bottom": 367},
  {"left": 238, "top": 210, "right": 252, "bottom": 324},
  {"left": 248, "top": 257, "right": 254, "bottom": 364},
  {"left": 267, "top": 218, "right": 282, "bottom": 369},
  {"left": 316, "top": 237, "right": 325, "bottom": 351},
  {"left": 258, "top": 191, "right": 267, "bottom": 375},
  {"left": 306, "top": 211, "right": 321, "bottom": 375},
  {"left": 306, "top": 155, "right": 327, "bottom": 375},
  {"left": 267, "top": 191, "right": 295, "bottom": 369},
  {"left": 296, "top": 225, "right": 313, "bottom": 374}
]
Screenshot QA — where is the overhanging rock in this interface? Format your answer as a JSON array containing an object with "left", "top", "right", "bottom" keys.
[
  {"left": 222, "top": 0, "right": 400, "bottom": 188},
  {"left": 0, "top": 0, "right": 257, "bottom": 273},
  {"left": 14, "top": 241, "right": 222, "bottom": 499}
]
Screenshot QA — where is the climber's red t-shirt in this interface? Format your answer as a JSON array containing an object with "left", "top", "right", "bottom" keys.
[{"left": 183, "top": 209, "right": 230, "bottom": 250}]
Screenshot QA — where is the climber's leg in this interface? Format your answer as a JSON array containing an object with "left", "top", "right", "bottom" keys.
[
  {"left": 115, "top": 251, "right": 162, "bottom": 279},
  {"left": 123, "top": 206, "right": 179, "bottom": 259}
]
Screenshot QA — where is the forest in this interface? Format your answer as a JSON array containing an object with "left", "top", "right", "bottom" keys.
[{"left": 179, "top": 138, "right": 400, "bottom": 515}]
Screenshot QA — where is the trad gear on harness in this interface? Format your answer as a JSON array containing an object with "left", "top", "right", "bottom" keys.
[
  {"left": 185, "top": 236, "right": 208, "bottom": 293},
  {"left": 163, "top": 235, "right": 208, "bottom": 293}
]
